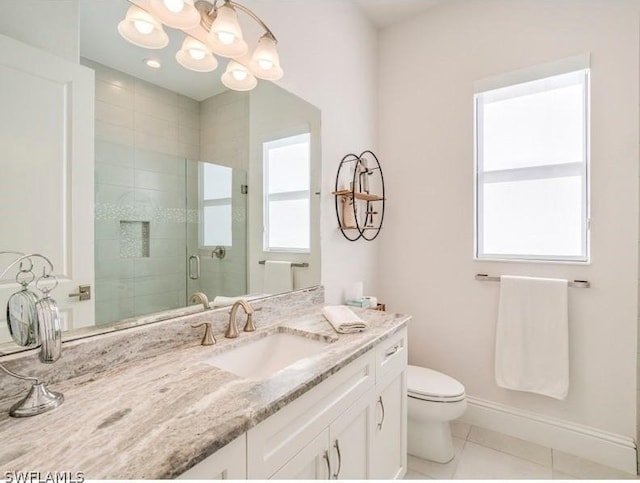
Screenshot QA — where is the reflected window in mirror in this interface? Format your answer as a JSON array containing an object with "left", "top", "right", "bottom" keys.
[
  {"left": 200, "top": 162, "right": 233, "bottom": 247},
  {"left": 263, "top": 133, "right": 311, "bottom": 252}
]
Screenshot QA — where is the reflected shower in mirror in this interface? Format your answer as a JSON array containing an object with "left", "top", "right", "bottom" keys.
[
  {"left": 87, "top": 56, "right": 320, "bottom": 333},
  {"left": 94, "top": 144, "right": 248, "bottom": 326},
  {"left": 88, "top": 55, "right": 320, "bottom": 330}
]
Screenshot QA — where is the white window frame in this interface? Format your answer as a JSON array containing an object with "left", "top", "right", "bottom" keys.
[
  {"left": 199, "top": 162, "right": 233, "bottom": 249},
  {"left": 263, "top": 132, "right": 311, "bottom": 253},
  {"left": 474, "top": 59, "right": 590, "bottom": 263}
]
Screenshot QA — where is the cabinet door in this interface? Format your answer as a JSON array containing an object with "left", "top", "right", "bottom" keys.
[
  {"left": 269, "top": 430, "right": 331, "bottom": 480},
  {"left": 328, "top": 389, "right": 374, "bottom": 479},
  {"left": 371, "top": 370, "right": 407, "bottom": 479},
  {"left": 177, "top": 435, "right": 247, "bottom": 480},
  {"left": 0, "top": 33, "right": 95, "bottom": 338},
  {"left": 247, "top": 350, "right": 374, "bottom": 478}
]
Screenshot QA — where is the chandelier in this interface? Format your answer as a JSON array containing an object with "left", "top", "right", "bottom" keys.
[{"left": 117, "top": 0, "right": 283, "bottom": 91}]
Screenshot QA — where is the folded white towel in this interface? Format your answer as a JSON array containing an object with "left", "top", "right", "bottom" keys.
[
  {"left": 495, "top": 276, "right": 569, "bottom": 400},
  {"left": 322, "top": 305, "right": 369, "bottom": 334}
]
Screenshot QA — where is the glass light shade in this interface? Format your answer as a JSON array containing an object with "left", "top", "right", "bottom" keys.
[
  {"left": 221, "top": 61, "right": 257, "bottom": 91},
  {"left": 250, "top": 34, "right": 283, "bottom": 81},
  {"left": 176, "top": 37, "right": 218, "bottom": 72},
  {"left": 118, "top": 6, "right": 169, "bottom": 50},
  {"left": 207, "top": 3, "right": 248, "bottom": 58},
  {"left": 149, "top": 0, "right": 200, "bottom": 29},
  {"left": 164, "top": 0, "right": 186, "bottom": 12}
]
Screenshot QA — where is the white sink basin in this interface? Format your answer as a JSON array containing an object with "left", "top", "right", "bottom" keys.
[{"left": 206, "top": 332, "right": 330, "bottom": 379}]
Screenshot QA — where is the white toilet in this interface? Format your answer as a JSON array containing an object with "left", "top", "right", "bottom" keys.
[{"left": 407, "top": 365, "right": 467, "bottom": 463}]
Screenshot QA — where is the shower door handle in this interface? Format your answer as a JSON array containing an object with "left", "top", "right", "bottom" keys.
[{"left": 188, "top": 255, "right": 200, "bottom": 280}]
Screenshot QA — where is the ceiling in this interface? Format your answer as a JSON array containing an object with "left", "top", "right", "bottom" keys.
[
  {"left": 355, "top": 0, "right": 445, "bottom": 29},
  {"left": 79, "top": 0, "right": 445, "bottom": 102}
]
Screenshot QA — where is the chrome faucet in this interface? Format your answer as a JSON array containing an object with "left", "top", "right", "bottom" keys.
[
  {"left": 225, "top": 299, "right": 255, "bottom": 338},
  {"left": 190, "top": 292, "right": 210, "bottom": 310}
]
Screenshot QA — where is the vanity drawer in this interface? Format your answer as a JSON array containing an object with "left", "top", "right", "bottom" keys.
[
  {"left": 247, "top": 349, "right": 375, "bottom": 478},
  {"left": 375, "top": 327, "right": 407, "bottom": 384}
]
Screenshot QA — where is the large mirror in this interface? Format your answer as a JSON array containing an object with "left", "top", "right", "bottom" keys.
[{"left": 0, "top": 0, "right": 321, "bottom": 352}]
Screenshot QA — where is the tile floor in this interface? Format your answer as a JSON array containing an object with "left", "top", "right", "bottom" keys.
[{"left": 404, "top": 422, "right": 638, "bottom": 480}]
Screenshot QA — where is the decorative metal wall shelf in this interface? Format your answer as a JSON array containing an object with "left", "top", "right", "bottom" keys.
[{"left": 333, "top": 150, "right": 385, "bottom": 241}]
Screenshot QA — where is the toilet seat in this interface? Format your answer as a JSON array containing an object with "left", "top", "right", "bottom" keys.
[{"left": 408, "top": 365, "right": 465, "bottom": 403}]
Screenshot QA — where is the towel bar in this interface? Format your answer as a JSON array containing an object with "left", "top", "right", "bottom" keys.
[
  {"left": 258, "top": 260, "right": 309, "bottom": 268},
  {"left": 475, "top": 273, "right": 589, "bottom": 288}
]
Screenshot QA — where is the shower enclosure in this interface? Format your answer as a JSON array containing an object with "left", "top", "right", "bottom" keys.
[{"left": 94, "top": 143, "right": 247, "bottom": 325}]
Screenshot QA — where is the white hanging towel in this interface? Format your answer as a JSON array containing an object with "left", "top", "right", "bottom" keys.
[
  {"left": 263, "top": 261, "right": 293, "bottom": 294},
  {"left": 322, "top": 305, "right": 369, "bottom": 334},
  {"left": 495, "top": 276, "right": 569, "bottom": 400}
]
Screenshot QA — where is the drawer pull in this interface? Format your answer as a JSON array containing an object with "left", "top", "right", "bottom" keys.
[
  {"left": 323, "top": 450, "right": 332, "bottom": 480},
  {"left": 385, "top": 343, "right": 401, "bottom": 358},
  {"left": 377, "top": 396, "right": 385, "bottom": 430},
  {"left": 332, "top": 439, "right": 342, "bottom": 479}
]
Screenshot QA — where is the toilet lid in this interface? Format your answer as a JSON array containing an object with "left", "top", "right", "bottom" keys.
[{"left": 407, "top": 365, "right": 465, "bottom": 401}]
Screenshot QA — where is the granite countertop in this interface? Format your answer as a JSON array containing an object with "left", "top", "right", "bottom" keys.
[{"left": 0, "top": 305, "right": 409, "bottom": 479}]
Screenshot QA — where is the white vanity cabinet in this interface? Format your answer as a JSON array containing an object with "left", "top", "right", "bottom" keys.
[
  {"left": 272, "top": 391, "right": 376, "bottom": 480},
  {"left": 178, "top": 327, "right": 408, "bottom": 480},
  {"left": 251, "top": 327, "right": 408, "bottom": 480},
  {"left": 269, "top": 429, "right": 332, "bottom": 479},
  {"left": 372, "top": 373, "right": 407, "bottom": 478},
  {"left": 372, "top": 329, "right": 408, "bottom": 479},
  {"left": 327, "top": 387, "right": 375, "bottom": 479},
  {"left": 177, "top": 434, "right": 247, "bottom": 480},
  {"left": 247, "top": 348, "right": 376, "bottom": 478}
]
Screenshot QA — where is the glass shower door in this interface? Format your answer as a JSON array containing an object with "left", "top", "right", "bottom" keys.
[{"left": 186, "top": 159, "right": 248, "bottom": 304}]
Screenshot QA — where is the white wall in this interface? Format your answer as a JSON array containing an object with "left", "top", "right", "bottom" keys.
[
  {"left": 378, "top": 0, "right": 639, "bottom": 442},
  {"left": 248, "top": 82, "right": 322, "bottom": 293},
  {"left": 244, "top": 0, "right": 380, "bottom": 303},
  {"left": 199, "top": 91, "right": 249, "bottom": 299},
  {"left": 0, "top": 0, "right": 79, "bottom": 63},
  {"left": 200, "top": 91, "right": 249, "bottom": 171}
]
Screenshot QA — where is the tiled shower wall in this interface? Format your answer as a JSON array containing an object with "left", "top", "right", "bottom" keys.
[{"left": 82, "top": 58, "right": 201, "bottom": 324}]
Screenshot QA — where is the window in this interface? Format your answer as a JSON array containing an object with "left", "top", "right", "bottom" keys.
[
  {"left": 200, "top": 162, "right": 232, "bottom": 247},
  {"left": 475, "top": 67, "right": 589, "bottom": 261},
  {"left": 263, "top": 133, "right": 311, "bottom": 252}
]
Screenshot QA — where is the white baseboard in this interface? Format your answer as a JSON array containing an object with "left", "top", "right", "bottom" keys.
[{"left": 460, "top": 396, "right": 637, "bottom": 475}]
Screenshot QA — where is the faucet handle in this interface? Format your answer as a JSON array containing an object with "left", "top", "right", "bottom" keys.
[
  {"left": 243, "top": 313, "right": 256, "bottom": 332},
  {"left": 191, "top": 322, "right": 215, "bottom": 346}
]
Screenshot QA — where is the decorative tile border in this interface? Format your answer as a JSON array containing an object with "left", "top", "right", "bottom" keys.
[{"left": 95, "top": 202, "right": 199, "bottom": 225}]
